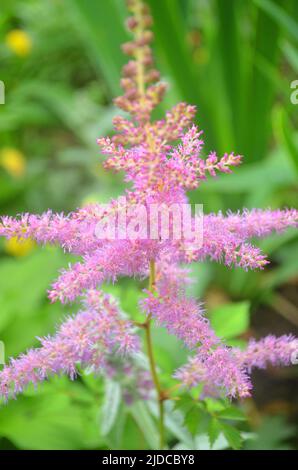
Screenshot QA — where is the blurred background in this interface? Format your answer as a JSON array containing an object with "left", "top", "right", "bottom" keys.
[{"left": 0, "top": 0, "right": 297, "bottom": 450}]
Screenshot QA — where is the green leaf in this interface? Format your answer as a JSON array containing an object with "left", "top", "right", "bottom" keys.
[
  {"left": 184, "top": 407, "right": 202, "bottom": 436},
  {"left": 210, "top": 301, "right": 250, "bottom": 339},
  {"left": 0, "top": 381, "right": 101, "bottom": 450},
  {"left": 244, "top": 0, "right": 282, "bottom": 161},
  {"left": 148, "top": 400, "right": 193, "bottom": 447},
  {"left": 147, "top": 0, "right": 201, "bottom": 104},
  {"left": 215, "top": 0, "right": 243, "bottom": 145},
  {"left": 0, "top": 248, "right": 68, "bottom": 356},
  {"left": 208, "top": 418, "right": 221, "bottom": 449},
  {"left": 282, "top": 41, "right": 298, "bottom": 73},
  {"left": 184, "top": 405, "right": 210, "bottom": 436},
  {"left": 218, "top": 422, "right": 243, "bottom": 450},
  {"left": 100, "top": 380, "right": 121, "bottom": 436},
  {"left": 273, "top": 106, "right": 298, "bottom": 174},
  {"left": 129, "top": 401, "right": 159, "bottom": 450},
  {"left": 254, "top": 0, "right": 298, "bottom": 42},
  {"left": 217, "top": 406, "right": 246, "bottom": 421},
  {"left": 263, "top": 242, "right": 298, "bottom": 290},
  {"left": 195, "top": 432, "right": 229, "bottom": 450},
  {"left": 0, "top": 248, "right": 65, "bottom": 321},
  {"left": 146, "top": 0, "right": 213, "bottom": 139},
  {"left": 103, "top": 404, "right": 126, "bottom": 450},
  {"left": 175, "top": 395, "right": 196, "bottom": 415},
  {"left": 69, "top": 0, "right": 128, "bottom": 96},
  {"left": 163, "top": 401, "right": 193, "bottom": 446},
  {"left": 204, "top": 397, "right": 226, "bottom": 413},
  {"left": 120, "top": 413, "right": 148, "bottom": 450}
]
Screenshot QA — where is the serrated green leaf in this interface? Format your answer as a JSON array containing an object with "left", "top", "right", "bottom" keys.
[
  {"left": 184, "top": 406, "right": 210, "bottom": 436},
  {"left": 195, "top": 432, "right": 229, "bottom": 450},
  {"left": 217, "top": 406, "right": 246, "bottom": 421},
  {"left": 204, "top": 397, "right": 225, "bottom": 413},
  {"left": 208, "top": 417, "right": 221, "bottom": 449},
  {"left": 218, "top": 422, "right": 243, "bottom": 450},
  {"left": 174, "top": 395, "right": 195, "bottom": 414},
  {"left": 184, "top": 407, "right": 202, "bottom": 436}
]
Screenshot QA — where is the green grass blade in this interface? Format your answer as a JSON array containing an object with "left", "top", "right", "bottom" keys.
[
  {"left": 214, "top": 0, "right": 243, "bottom": 145},
  {"left": 254, "top": 0, "right": 298, "bottom": 42},
  {"left": 243, "top": 1, "right": 283, "bottom": 161},
  {"left": 69, "top": 0, "right": 129, "bottom": 96},
  {"left": 147, "top": 0, "right": 214, "bottom": 140}
]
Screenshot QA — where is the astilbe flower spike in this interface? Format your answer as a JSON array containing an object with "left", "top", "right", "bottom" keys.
[
  {"left": 0, "top": 0, "right": 297, "bottom": 424},
  {"left": 0, "top": 290, "right": 143, "bottom": 401},
  {"left": 176, "top": 335, "right": 298, "bottom": 397}
]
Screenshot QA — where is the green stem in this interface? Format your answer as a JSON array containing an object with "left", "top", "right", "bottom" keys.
[
  {"left": 144, "top": 260, "right": 165, "bottom": 449},
  {"left": 132, "top": 3, "right": 164, "bottom": 444}
]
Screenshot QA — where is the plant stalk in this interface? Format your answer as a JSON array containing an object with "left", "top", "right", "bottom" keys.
[
  {"left": 144, "top": 260, "right": 166, "bottom": 449},
  {"left": 132, "top": 3, "right": 165, "bottom": 447}
]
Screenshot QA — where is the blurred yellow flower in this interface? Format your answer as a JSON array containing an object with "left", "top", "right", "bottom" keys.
[
  {"left": 4, "top": 237, "right": 35, "bottom": 257},
  {"left": 5, "top": 29, "right": 32, "bottom": 57},
  {"left": 0, "top": 148, "right": 26, "bottom": 178}
]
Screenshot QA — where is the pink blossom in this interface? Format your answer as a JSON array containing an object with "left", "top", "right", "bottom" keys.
[
  {"left": 0, "top": 0, "right": 297, "bottom": 402},
  {"left": 175, "top": 347, "right": 252, "bottom": 399},
  {"left": 236, "top": 335, "right": 298, "bottom": 372},
  {"left": 0, "top": 290, "right": 139, "bottom": 400},
  {"left": 176, "top": 335, "right": 298, "bottom": 398}
]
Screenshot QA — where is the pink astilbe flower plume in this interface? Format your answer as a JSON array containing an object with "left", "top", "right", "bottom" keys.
[
  {"left": 176, "top": 335, "right": 298, "bottom": 398},
  {"left": 0, "top": 0, "right": 297, "bottom": 404},
  {"left": 236, "top": 335, "right": 298, "bottom": 372},
  {"left": 141, "top": 261, "right": 218, "bottom": 349},
  {"left": 0, "top": 290, "right": 141, "bottom": 401},
  {"left": 175, "top": 347, "right": 252, "bottom": 399}
]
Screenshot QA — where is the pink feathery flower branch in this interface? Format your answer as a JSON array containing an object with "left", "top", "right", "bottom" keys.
[
  {"left": 236, "top": 335, "right": 298, "bottom": 372},
  {"left": 176, "top": 335, "right": 298, "bottom": 398},
  {"left": 1, "top": 206, "right": 296, "bottom": 305},
  {"left": 0, "top": 290, "right": 140, "bottom": 400},
  {"left": 0, "top": 0, "right": 297, "bottom": 415}
]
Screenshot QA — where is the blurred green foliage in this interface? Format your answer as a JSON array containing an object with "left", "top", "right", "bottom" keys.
[{"left": 0, "top": 0, "right": 297, "bottom": 450}]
